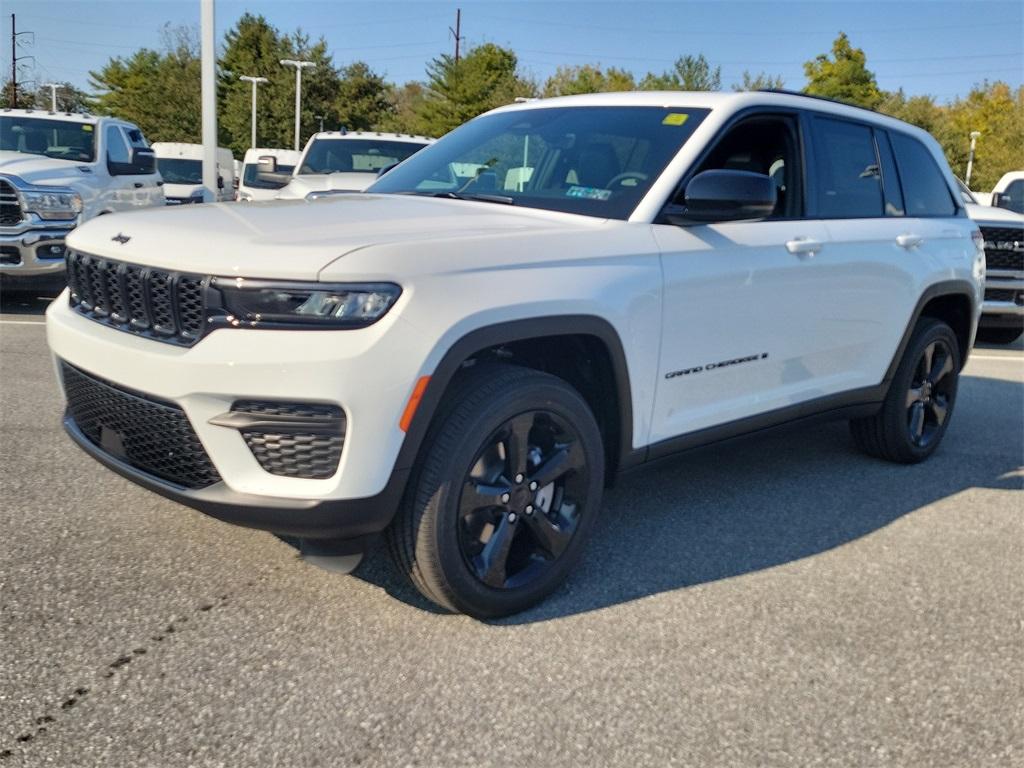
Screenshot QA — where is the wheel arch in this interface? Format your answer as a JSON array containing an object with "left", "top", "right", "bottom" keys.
[
  {"left": 394, "top": 315, "right": 636, "bottom": 485},
  {"left": 884, "top": 280, "right": 977, "bottom": 383}
]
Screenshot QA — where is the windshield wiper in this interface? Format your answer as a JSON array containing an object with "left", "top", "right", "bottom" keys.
[{"left": 431, "top": 191, "right": 515, "bottom": 205}]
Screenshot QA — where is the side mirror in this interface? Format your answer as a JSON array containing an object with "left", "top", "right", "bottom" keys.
[
  {"left": 217, "top": 175, "right": 225, "bottom": 190},
  {"left": 666, "top": 169, "right": 777, "bottom": 224},
  {"left": 129, "top": 147, "right": 156, "bottom": 174},
  {"left": 257, "top": 155, "right": 278, "bottom": 174},
  {"left": 991, "top": 192, "right": 1005, "bottom": 209},
  {"left": 377, "top": 162, "right": 399, "bottom": 178}
]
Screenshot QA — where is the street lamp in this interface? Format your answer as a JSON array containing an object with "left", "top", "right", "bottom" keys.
[
  {"left": 239, "top": 75, "right": 268, "bottom": 149},
  {"left": 965, "top": 131, "right": 981, "bottom": 189},
  {"left": 279, "top": 59, "right": 315, "bottom": 151},
  {"left": 315, "top": 114, "right": 325, "bottom": 132},
  {"left": 42, "top": 82, "right": 61, "bottom": 111}
]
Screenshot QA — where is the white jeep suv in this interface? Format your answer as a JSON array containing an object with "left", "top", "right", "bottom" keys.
[{"left": 47, "top": 92, "right": 983, "bottom": 617}]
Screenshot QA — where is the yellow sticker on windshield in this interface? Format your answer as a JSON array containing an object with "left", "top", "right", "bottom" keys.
[
  {"left": 662, "top": 113, "right": 689, "bottom": 126},
  {"left": 82, "top": 125, "right": 93, "bottom": 132}
]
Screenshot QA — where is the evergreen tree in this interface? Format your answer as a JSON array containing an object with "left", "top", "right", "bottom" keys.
[{"left": 803, "top": 32, "right": 882, "bottom": 109}]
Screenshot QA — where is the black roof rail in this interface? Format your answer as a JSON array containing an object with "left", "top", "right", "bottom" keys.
[{"left": 757, "top": 88, "right": 880, "bottom": 114}]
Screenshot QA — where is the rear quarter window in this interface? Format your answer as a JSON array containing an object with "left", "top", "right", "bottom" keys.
[{"left": 889, "top": 132, "right": 957, "bottom": 216}]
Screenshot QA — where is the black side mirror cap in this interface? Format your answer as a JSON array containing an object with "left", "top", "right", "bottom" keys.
[
  {"left": 664, "top": 169, "right": 777, "bottom": 225},
  {"left": 130, "top": 147, "right": 156, "bottom": 174}
]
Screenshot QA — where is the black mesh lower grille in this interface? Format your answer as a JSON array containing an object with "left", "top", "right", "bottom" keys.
[
  {"left": 985, "top": 288, "right": 1020, "bottom": 303},
  {"left": 232, "top": 400, "right": 345, "bottom": 479},
  {"left": 61, "top": 362, "right": 221, "bottom": 489}
]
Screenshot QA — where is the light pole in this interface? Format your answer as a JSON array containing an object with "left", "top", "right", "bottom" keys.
[
  {"left": 280, "top": 59, "right": 315, "bottom": 151},
  {"left": 42, "top": 82, "right": 61, "bottom": 111},
  {"left": 239, "top": 75, "right": 268, "bottom": 149},
  {"left": 965, "top": 131, "right": 981, "bottom": 189},
  {"left": 315, "top": 114, "right": 325, "bottom": 132},
  {"left": 200, "top": 0, "right": 217, "bottom": 202}
]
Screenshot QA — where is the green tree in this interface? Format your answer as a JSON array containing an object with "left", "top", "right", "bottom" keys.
[
  {"left": 334, "top": 61, "right": 393, "bottom": 131},
  {"left": 803, "top": 32, "right": 882, "bottom": 109},
  {"left": 378, "top": 81, "right": 431, "bottom": 134},
  {"left": 640, "top": 54, "right": 721, "bottom": 91},
  {"left": 29, "top": 81, "right": 91, "bottom": 112},
  {"left": 0, "top": 79, "right": 33, "bottom": 108},
  {"left": 542, "top": 64, "right": 635, "bottom": 97},
  {"left": 732, "top": 70, "right": 785, "bottom": 92},
  {"left": 414, "top": 44, "right": 533, "bottom": 137},
  {"left": 941, "top": 81, "right": 1024, "bottom": 190}
]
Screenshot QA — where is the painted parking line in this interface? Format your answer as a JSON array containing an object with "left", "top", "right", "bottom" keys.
[{"left": 0, "top": 319, "right": 46, "bottom": 325}]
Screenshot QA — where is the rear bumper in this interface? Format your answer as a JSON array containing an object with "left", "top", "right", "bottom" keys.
[{"left": 64, "top": 412, "right": 405, "bottom": 543}]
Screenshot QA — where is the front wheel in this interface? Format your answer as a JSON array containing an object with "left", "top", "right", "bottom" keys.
[
  {"left": 389, "top": 363, "right": 605, "bottom": 618},
  {"left": 850, "top": 318, "right": 961, "bottom": 463}
]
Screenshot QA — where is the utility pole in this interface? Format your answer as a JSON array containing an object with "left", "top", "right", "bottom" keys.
[
  {"left": 239, "top": 75, "right": 268, "bottom": 149},
  {"left": 200, "top": 0, "right": 217, "bottom": 202},
  {"left": 280, "top": 59, "right": 315, "bottom": 151},
  {"left": 42, "top": 82, "right": 60, "bottom": 111},
  {"left": 10, "top": 15, "right": 34, "bottom": 108},
  {"left": 965, "top": 131, "right": 981, "bottom": 189},
  {"left": 449, "top": 8, "right": 463, "bottom": 63}
]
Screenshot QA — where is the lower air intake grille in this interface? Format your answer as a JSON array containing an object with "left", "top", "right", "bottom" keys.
[
  {"left": 984, "top": 288, "right": 1020, "bottom": 304},
  {"left": 232, "top": 400, "right": 345, "bottom": 479},
  {"left": 61, "top": 362, "right": 221, "bottom": 489}
]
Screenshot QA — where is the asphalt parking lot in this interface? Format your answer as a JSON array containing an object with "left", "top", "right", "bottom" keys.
[{"left": 1, "top": 290, "right": 1022, "bottom": 768}]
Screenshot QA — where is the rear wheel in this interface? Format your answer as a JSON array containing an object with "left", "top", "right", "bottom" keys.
[
  {"left": 389, "top": 363, "right": 604, "bottom": 618},
  {"left": 976, "top": 325, "right": 1023, "bottom": 345},
  {"left": 850, "top": 318, "right": 960, "bottom": 463}
]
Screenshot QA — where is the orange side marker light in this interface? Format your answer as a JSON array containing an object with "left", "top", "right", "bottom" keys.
[{"left": 400, "top": 376, "right": 431, "bottom": 432}]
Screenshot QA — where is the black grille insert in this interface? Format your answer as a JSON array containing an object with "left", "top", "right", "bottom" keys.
[
  {"left": 0, "top": 179, "right": 22, "bottom": 227},
  {"left": 61, "top": 362, "right": 221, "bottom": 489},
  {"left": 981, "top": 226, "right": 1024, "bottom": 272},
  {"left": 229, "top": 400, "right": 346, "bottom": 479},
  {"left": 66, "top": 252, "right": 207, "bottom": 345},
  {"left": 984, "top": 288, "right": 1020, "bottom": 304}
]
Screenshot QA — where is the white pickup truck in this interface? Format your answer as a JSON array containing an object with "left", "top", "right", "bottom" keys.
[
  {"left": 152, "top": 142, "right": 236, "bottom": 204},
  {"left": 0, "top": 109, "right": 164, "bottom": 290}
]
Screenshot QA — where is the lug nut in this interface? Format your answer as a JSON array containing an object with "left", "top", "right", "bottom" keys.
[
  {"left": 501, "top": 493, "right": 510, "bottom": 503},
  {"left": 514, "top": 473, "right": 524, "bottom": 483},
  {"left": 508, "top": 512, "right": 518, "bottom": 523},
  {"left": 525, "top": 505, "right": 534, "bottom": 515},
  {"left": 529, "top": 481, "right": 538, "bottom": 491}
]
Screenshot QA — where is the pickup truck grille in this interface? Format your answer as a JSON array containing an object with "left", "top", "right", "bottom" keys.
[
  {"left": 61, "top": 362, "right": 221, "bottom": 489},
  {"left": 0, "top": 178, "right": 22, "bottom": 226},
  {"left": 66, "top": 251, "right": 207, "bottom": 346},
  {"left": 980, "top": 226, "right": 1024, "bottom": 272}
]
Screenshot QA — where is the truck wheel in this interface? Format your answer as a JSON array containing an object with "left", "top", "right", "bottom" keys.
[
  {"left": 389, "top": 363, "right": 605, "bottom": 618},
  {"left": 850, "top": 318, "right": 960, "bottom": 464},
  {"left": 975, "top": 326, "right": 1023, "bottom": 345}
]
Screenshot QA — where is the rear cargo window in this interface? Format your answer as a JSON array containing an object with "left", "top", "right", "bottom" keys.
[{"left": 889, "top": 133, "right": 957, "bottom": 217}]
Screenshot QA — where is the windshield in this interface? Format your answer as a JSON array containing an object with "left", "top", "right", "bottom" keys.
[
  {"left": 157, "top": 158, "right": 202, "bottom": 185},
  {"left": 299, "top": 138, "right": 428, "bottom": 175},
  {"left": 242, "top": 162, "right": 295, "bottom": 190},
  {"left": 0, "top": 116, "right": 96, "bottom": 162},
  {"left": 369, "top": 106, "right": 709, "bottom": 219}
]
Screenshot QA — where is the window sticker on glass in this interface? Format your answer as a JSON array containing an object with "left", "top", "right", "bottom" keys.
[
  {"left": 82, "top": 125, "right": 93, "bottom": 132},
  {"left": 662, "top": 113, "right": 689, "bottom": 126},
  {"left": 567, "top": 186, "right": 611, "bottom": 201}
]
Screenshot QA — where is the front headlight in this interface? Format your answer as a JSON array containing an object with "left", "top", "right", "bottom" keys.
[
  {"left": 20, "top": 189, "right": 83, "bottom": 220},
  {"left": 216, "top": 280, "right": 401, "bottom": 329}
]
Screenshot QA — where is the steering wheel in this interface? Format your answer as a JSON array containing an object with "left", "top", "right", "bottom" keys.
[{"left": 606, "top": 171, "right": 648, "bottom": 188}]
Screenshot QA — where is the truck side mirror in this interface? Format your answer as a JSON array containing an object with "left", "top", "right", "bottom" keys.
[
  {"left": 130, "top": 147, "right": 156, "bottom": 174},
  {"left": 218, "top": 175, "right": 225, "bottom": 190}
]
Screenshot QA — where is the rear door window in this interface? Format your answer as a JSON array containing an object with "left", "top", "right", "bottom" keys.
[
  {"left": 810, "top": 117, "right": 883, "bottom": 218},
  {"left": 889, "top": 132, "right": 957, "bottom": 216}
]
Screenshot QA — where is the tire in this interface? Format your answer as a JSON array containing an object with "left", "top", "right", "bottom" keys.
[
  {"left": 976, "top": 325, "right": 1023, "bottom": 345},
  {"left": 850, "top": 318, "right": 961, "bottom": 464},
  {"left": 389, "top": 363, "right": 605, "bottom": 618}
]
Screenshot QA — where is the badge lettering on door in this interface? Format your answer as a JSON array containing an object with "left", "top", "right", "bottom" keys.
[{"left": 666, "top": 352, "right": 768, "bottom": 379}]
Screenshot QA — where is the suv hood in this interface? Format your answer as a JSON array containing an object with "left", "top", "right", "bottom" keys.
[
  {"left": 965, "top": 202, "right": 1024, "bottom": 226},
  {"left": 65, "top": 193, "right": 598, "bottom": 280},
  {"left": 0, "top": 150, "right": 90, "bottom": 187},
  {"left": 275, "top": 172, "right": 376, "bottom": 200}
]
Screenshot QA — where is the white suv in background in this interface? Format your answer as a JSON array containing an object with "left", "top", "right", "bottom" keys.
[
  {"left": 47, "top": 91, "right": 982, "bottom": 617},
  {"left": 275, "top": 131, "right": 433, "bottom": 199},
  {"left": 0, "top": 109, "right": 163, "bottom": 289}
]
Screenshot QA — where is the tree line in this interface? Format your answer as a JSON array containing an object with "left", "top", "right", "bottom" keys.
[{"left": 1, "top": 18, "right": 1020, "bottom": 190}]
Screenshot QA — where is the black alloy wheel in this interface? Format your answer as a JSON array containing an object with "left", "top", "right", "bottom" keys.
[
  {"left": 457, "top": 410, "right": 588, "bottom": 590},
  {"left": 905, "top": 339, "right": 955, "bottom": 449}
]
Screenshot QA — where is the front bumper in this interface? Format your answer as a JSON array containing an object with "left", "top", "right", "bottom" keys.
[
  {"left": 980, "top": 270, "right": 1024, "bottom": 326},
  {"left": 0, "top": 220, "right": 75, "bottom": 277},
  {"left": 47, "top": 292, "right": 432, "bottom": 538}
]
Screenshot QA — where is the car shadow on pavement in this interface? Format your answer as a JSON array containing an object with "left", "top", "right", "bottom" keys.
[
  {"left": 353, "top": 374, "right": 1023, "bottom": 623},
  {"left": 0, "top": 287, "right": 62, "bottom": 316}
]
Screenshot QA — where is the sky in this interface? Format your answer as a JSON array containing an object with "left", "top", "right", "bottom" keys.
[{"left": 1, "top": 0, "right": 1022, "bottom": 103}]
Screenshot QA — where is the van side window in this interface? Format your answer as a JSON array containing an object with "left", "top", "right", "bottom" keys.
[
  {"left": 688, "top": 114, "right": 802, "bottom": 218},
  {"left": 889, "top": 133, "right": 957, "bottom": 216},
  {"left": 811, "top": 117, "right": 883, "bottom": 218}
]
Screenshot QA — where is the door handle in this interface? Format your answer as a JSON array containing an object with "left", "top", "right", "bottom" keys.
[
  {"left": 133, "top": 182, "right": 144, "bottom": 188},
  {"left": 896, "top": 233, "right": 923, "bottom": 249},
  {"left": 786, "top": 237, "right": 823, "bottom": 256}
]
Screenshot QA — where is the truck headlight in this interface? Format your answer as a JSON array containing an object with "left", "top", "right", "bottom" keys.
[
  {"left": 20, "top": 189, "right": 83, "bottom": 220},
  {"left": 216, "top": 280, "right": 401, "bottom": 328}
]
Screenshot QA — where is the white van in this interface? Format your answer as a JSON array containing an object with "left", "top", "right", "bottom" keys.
[
  {"left": 237, "top": 148, "right": 300, "bottom": 201},
  {"left": 152, "top": 142, "right": 235, "bottom": 204}
]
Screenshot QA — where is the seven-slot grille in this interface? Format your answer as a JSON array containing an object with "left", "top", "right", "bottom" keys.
[
  {"left": 980, "top": 226, "right": 1024, "bottom": 272},
  {"left": 66, "top": 251, "right": 207, "bottom": 345},
  {"left": 0, "top": 178, "right": 22, "bottom": 227},
  {"left": 61, "top": 362, "right": 221, "bottom": 489}
]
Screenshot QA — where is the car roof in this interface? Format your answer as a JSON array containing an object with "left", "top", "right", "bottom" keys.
[
  {"left": 309, "top": 130, "right": 435, "bottom": 143},
  {"left": 0, "top": 107, "right": 98, "bottom": 122}
]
